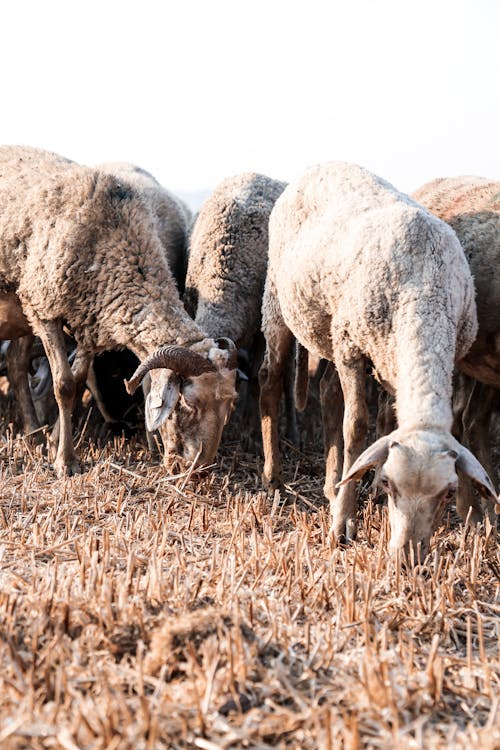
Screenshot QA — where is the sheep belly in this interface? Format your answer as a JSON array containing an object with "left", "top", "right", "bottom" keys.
[
  {"left": 0, "top": 292, "right": 32, "bottom": 339},
  {"left": 278, "top": 278, "right": 333, "bottom": 360}
]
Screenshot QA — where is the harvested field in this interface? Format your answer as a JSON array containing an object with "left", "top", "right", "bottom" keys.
[{"left": 0, "top": 390, "right": 499, "bottom": 750}]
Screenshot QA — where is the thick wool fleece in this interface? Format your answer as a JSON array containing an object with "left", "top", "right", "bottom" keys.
[
  {"left": 413, "top": 177, "right": 500, "bottom": 337},
  {"left": 97, "top": 162, "right": 191, "bottom": 291},
  {"left": 185, "top": 173, "right": 286, "bottom": 347},
  {"left": 0, "top": 146, "right": 204, "bottom": 360},
  {"left": 265, "top": 162, "right": 477, "bottom": 431}
]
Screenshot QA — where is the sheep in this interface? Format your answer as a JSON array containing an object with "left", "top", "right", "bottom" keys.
[
  {"left": 0, "top": 145, "right": 237, "bottom": 476},
  {"left": 259, "top": 161, "right": 496, "bottom": 558},
  {"left": 13, "top": 162, "right": 193, "bottom": 439},
  {"left": 183, "top": 172, "right": 297, "bottom": 439},
  {"left": 412, "top": 176, "right": 500, "bottom": 523}
]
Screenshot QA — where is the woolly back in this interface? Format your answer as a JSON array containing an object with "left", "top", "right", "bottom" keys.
[
  {"left": 413, "top": 176, "right": 500, "bottom": 334},
  {"left": 0, "top": 146, "right": 196, "bottom": 353},
  {"left": 185, "top": 172, "right": 286, "bottom": 346}
]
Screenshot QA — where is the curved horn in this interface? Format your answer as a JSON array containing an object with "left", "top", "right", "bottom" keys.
[
  {"left": 124, "top": 345, "right": 216, "bottom": 395},
  {"left": 215, "top": 337, "right": 238, "bottom": 370}
]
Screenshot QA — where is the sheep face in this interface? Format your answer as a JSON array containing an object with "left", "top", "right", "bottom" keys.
[
  {"left": 380, "top": 440, "right": 458, "bottom": 561},
  {"left": 150, "top": 367, "right": 237, "bottom": 467},
  {"left": 126, "top": 339, "right": 238, "bottom": 467},
  {"left": 338, "top": 429, "right": 496, "bottom": 562}
]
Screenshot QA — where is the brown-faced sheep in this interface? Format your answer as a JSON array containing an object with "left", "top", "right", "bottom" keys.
[
  {"left": 0, "top": 145, "right": 236, "bottom": 476},
  {"left": 11, "top": 162, "right": 193, "bottom": 439}
]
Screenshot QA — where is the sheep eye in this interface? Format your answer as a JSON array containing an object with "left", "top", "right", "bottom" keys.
[{"left": 380, "top": 476, "right": 390, "bottom": 489}]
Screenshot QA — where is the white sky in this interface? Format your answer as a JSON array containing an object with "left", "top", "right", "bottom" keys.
[{"left": 2, "top": 0, "right": 499, "bottom": 202}]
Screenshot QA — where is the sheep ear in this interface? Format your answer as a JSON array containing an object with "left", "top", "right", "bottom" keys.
[
  {"left": 145, "top": 374, "right": 181, "bottom": 431},
  {"left": 336, "top": 435, "right": 391, "bottom": 487},
  {"left": 455, "top": 444, "right": 497, "bottom": 500}
]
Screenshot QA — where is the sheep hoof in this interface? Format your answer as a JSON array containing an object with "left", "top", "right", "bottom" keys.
[
  {"left": 54, "top": 457, "right": 82, "bottom": 478},
  {"left": 345, "top": 517, "right": 358, "bottom": 542},
  {"left": 331, "top": 516, "right": 357, "bottom": 546},
  {"left": 262, "top": 470, "right": 282, "bottom": 495}
]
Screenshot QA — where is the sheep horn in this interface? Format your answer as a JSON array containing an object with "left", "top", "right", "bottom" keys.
[
  {"left": 215, "top": 337, "right": 238, "bottom": 370},
  {"left": 124, "top": 345, "right": 216, "bottom": 395}
]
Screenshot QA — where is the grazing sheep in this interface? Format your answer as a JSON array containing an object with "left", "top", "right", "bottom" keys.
[
  {"left": 183, "top": 173, "right": 296, "bottom": 438},
  {"left": 0, "top": 145, "right": 237, "bottom": 476},
  {"left": 412, "top": 176, "right": 500, "bottom": 522},
  {"left": 14, "top": 162, "right": 193, "bottom": 439},
  {"left": 259, "top": 161, "right": 496, "bottom": 557}
]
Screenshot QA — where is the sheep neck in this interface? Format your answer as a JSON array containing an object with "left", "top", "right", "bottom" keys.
[
  {"left": 392, "top": 297, "right": 455, "bottom": 432},
  {"left": 122, "top": 302, "right": 206, "bottom": 361}
]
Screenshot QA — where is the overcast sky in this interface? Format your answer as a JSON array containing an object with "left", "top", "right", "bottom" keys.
[{"left": 2, "top": 1, "right": 499, "bottom": 205}]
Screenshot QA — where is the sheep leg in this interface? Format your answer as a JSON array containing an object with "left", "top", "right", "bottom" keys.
[
  {"left": 36, "top": 321, "right": 82, "bottom": 477},
  {"left": 452, "top": 373, "right": 470, "bottom": 440},
  {"left": 452, "top": 374, "right": 481, "bottom": 523},
  {"left": 330, "top": 357, "right": 368, "bottom": 543},
  {"left": 72, "top": 347, "right": 93, "bottom": 405},
  {"left": 459, "top": 380, "right": 497, "bottom": 525},
  {"left": 321, "top": 362, "right": 344, "bottom": 505},
  {"left": 6, "top": 334, "right": 40, "bottom": 435},
  {"left": 51, "top": 345, "right": 93, "bottom": 447},
  {"left": 245, "top": 333, "right": 265, "bottom": 440},
  {"left": 283, "top": 344, "right": 299, "bottom": 445},
  {"left": 376, "top": 387, "right": 396, "bottom": 439},
  {"left": 259, "top": 317, "right": 294, "bottom": 492},
  {"left": 85, "top": 358, "right": 115, "bottom": 424}
]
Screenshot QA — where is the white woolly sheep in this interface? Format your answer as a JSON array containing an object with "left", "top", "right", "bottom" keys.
[
  {"left": 413, "top": 176, "right": 500, "bottom": 523},
  {"left": 183, "top": 172, "right": 298, "bottom": 438},
  {"left": 259, "top": 161, "right": 496, "bottom": 558},
  {"left": 0, "top": 145, "right": 237, "bottom": 476}
]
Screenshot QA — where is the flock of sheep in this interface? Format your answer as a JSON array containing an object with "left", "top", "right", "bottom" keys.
[{"left": 0, "top": 145, "right": 498, "bottom": 562}]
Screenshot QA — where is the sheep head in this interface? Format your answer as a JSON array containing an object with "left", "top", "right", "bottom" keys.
[
  {"left": 125, "top": 338, "right": 238, "bottom": 467},
  {"left": 337, "top": 429, "right": 496, "bottom": 561}
]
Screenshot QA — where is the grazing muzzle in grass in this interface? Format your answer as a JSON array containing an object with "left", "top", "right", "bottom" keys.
[
  {"left": 337, "top": 428, "right": 497, "bottom": 560},
  {"left": 126, "top": 339, "right": 237, "bottom": 467}
]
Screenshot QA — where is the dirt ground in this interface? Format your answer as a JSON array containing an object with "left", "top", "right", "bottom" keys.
[{"left": 0, "top": 386, "right": 499, "bottom": 750}]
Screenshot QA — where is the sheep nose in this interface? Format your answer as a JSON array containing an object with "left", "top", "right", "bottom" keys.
[{"left": 183, "top": 441, "right": 203, "bottom": 464}]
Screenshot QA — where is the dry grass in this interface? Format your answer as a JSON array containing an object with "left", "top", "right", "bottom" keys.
[{"left": 0, "top": 392, "right": 499, "bottom": 749}]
